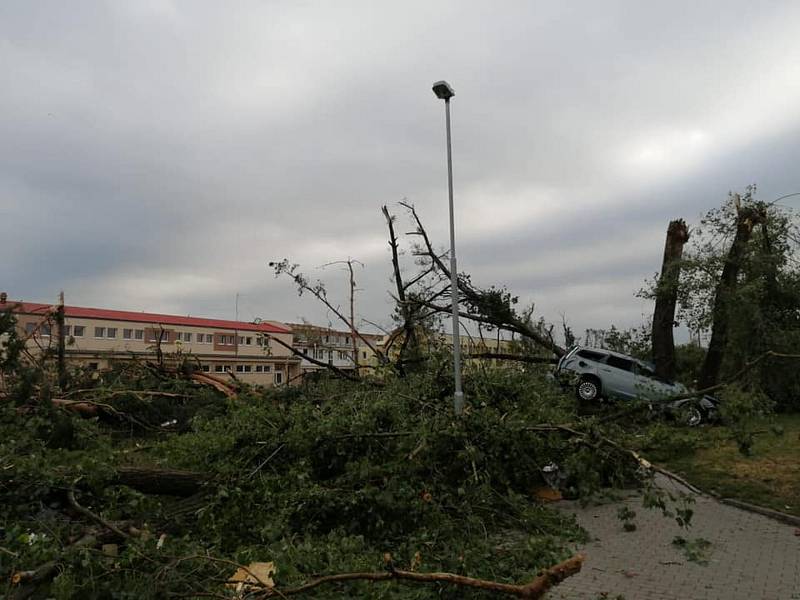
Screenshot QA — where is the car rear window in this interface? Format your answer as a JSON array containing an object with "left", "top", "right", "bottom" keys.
[
  {"left": 577, "top": 350, "right": 607, "bottom": 361},
  {"left": 605, "top": 355, "right": 635, "bottom": 371}
]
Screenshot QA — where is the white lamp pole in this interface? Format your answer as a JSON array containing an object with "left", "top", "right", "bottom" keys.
[{"left": 432, "top": 80, "right": 464, "bottom": 415}]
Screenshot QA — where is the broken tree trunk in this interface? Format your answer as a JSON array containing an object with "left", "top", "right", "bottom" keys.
[
  {"left": 698, "top": 201, "right": 767, "bottom": 389},
  {"left": 115, "top": 466, "right": 205, "bottom": 497},
  {"left": 651, "top": 219, "right": 689, "bottom": 381}
]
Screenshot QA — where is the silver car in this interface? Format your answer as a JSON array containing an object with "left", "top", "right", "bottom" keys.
[{"left": 555, "top": 346, "right": 718, "bottom": 425}]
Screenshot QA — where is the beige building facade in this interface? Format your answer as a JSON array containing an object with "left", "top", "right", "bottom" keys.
[
  {"left": 288, "top": 322, "right": 383, "bottom": 377},
  {"left": 5, "top": 298, "right": 300, "bottom": 386}
]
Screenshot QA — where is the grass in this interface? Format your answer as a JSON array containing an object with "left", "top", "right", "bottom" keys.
[{"left": 658, "top": 414, "right": 800, "bottom": 517}]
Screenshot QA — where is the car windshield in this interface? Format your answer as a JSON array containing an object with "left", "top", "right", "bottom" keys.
[{"left": 635, "top": 362, "right": 673, "bottom": 384}]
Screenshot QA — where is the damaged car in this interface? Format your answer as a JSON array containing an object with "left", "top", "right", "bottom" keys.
[{"left": 555, "top": 346, "right": 719, "bottom": 426}]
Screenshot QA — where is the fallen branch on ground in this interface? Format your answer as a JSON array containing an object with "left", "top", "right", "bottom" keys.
[
  {"left": 254, "top": 553, "right": 584, "bottom": 598},
  {"left": 189, "top": 372, "right": 238, "bottom": 397},
  {"left": 67, "top": 488, "right": 130, "bottom": 540}
]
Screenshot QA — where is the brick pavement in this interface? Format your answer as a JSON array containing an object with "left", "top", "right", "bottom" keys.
[{"left": 546, "top": 476, "right": 800, "bottom": 600}]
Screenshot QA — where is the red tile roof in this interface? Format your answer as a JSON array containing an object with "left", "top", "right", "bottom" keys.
[{"left": 2, "top": 301, "right": 290, "bottom": 334}]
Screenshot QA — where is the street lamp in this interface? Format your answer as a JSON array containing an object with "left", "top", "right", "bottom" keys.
[{"left": 432, "top": 80, "right": 464, "bottom": 416}]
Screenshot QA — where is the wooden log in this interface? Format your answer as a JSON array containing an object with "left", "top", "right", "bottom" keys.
[{"left": 115, "top": 466, "right": 205, "bottom": 497}]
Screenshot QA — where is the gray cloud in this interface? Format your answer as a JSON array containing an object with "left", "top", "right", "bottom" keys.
[{"left": 2, "top": 0, "right": 800, "bottom": 341}]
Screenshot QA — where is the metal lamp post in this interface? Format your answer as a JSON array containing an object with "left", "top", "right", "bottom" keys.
[{"left": 432, "top": 80, "right": 464, "bottom": 415}]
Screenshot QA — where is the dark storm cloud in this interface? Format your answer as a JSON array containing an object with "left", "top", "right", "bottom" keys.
[{"left": 2, "top": 0, "right": 800, "bottom": 338}]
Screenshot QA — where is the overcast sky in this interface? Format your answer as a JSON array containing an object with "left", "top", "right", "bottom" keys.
[{"left": 3, "top": 1, "right": 800, "bottom": 340}]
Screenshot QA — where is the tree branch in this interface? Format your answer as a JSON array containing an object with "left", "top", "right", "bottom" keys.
[
  {"left": 464, "top": 353, "right": 557, "bottom": 365},
  {"left": 256, "top": 553, "right": 584, "bottom": 598}
]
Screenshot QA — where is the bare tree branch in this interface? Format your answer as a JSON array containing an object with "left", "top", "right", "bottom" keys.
[
  {"left": 398, "top": 202, "right": 565, "bottom": 357},
  {"left": 254, "top": 553, "right": 584, "bottom": 598}
]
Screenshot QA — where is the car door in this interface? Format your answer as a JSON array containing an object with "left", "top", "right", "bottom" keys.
[{"left": 600, "top": 355, "right": 637, "bottom": 399}]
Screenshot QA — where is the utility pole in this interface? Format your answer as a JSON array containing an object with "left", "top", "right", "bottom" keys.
[{"left": 346, "top": 259, "right": 359, "bottom": 370}]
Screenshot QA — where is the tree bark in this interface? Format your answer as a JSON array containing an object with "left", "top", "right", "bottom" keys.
[
  {"left": 698, "top": 202, "right": 767, "bottom": 389},
  {"left": 115, "top": 466, "right": 205, "bottom": 497},
  {"left": 652, "top": 219, "right": 689, "bottom": 381}
]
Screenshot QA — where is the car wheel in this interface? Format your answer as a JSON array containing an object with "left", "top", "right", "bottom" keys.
[
  {"left": 576, "top": 378, "right": 600, "bottom": 402},
  {"left": 681, "top": 405, "right": 704, "bottom": 427}
]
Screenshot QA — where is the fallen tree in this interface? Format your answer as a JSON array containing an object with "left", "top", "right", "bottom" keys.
[{"left": 2, "top": 314, "right": 652, "bottom": 599}]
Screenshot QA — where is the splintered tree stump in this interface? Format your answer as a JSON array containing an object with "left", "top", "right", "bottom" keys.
[{"left": 652, "top": 219, "right": 689, "bottom": 381}]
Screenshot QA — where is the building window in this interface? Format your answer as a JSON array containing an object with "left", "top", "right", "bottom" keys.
[
  {"left": 274, "top": 372, "right": 283, "bottom": 385},
  {"left": 41, "top": 324, "right": 51, "bottom": 336},
  {"left": 95, "top": 327, "right": 105, "bottom": 338},
  {"left": 63, "top": 325, "right": 71, "bottom": 336},
  {"left": 245, "top": 336, "right": 252, "bottom": 345},
  {"left": 107, "top": 328, "right": 117, "bottom": 339},
  {"left": 205, "top": 334, "right": 213, "bottom": 343},
  {"left": 243, "top": 365, "right": 252, "bottom": 373},
  {"left": 324, "top": 335, "right": 329, "bottom": 343},
  {"left": 25, "top": 323, "right": 36, "bottom": 335},
  {"left": 74, "top": 325, "right": 85, "bottom": 337},
  {"left": 215, "top": 365, "right": 224, "bottom": 373},
  {"left": 264, "top": 365, "right": 271, "bottom": 372},
  {"left": 302, "top": 348, "right": 308, "bottom": 355},
  {"left": 135, "top": 329, "right": 143, "bottom": 340},
  {"left": 123, "top": 329, "right": 132, "bottom": 340},
  {"left": 184, "top": 332, "right": 192, "bottom": 343},
  {"left": 237, "top": 336, "right": 244, "bottom": 345},
  {"left": 235, "top": 365, "right": 244, "bottom": 373},
  {"left": 255, "top": 365, "right": 263, "bottom": 373},
  {"left": 88, "top": 362, "right": 99, "bottom": 371},
  {"left": 174, "top": 332, "right": 182, "bottom": 342},
  {"left": 201, "top": 365, "right": 210, "bottom": 372}
]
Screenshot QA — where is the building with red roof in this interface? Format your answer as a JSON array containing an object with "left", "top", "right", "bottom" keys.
[{"left": 1, "top": 295, "right": 300, "bottom": 386}]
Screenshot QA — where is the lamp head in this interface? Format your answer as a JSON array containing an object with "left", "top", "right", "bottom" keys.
[{"left": 432, "top": 80, "right": 455, "bottom": 100}]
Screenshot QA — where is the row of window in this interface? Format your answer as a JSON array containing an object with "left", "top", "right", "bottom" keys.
[
  {"left": 302, "top": 348, "right": 369, "bottom": 361},
  {"left": 85, "top": 361, "right": 284, "bottom": 383},
  {"left": 206, "top": 364, "right": 283, "bottom": 383},
  {"left": 26, "top": 323, "right": 269, "bottom": 347},
  {"left": 25, "top": 323, "right": 83, "bottom": 337},
  {"left": 209, "top": 364, "right": 274, "bottom": 374}
]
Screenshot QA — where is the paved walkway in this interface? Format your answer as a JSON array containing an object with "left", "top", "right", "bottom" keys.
[{"left": 547, "top": 476, "right": 800, "bottom": 600}]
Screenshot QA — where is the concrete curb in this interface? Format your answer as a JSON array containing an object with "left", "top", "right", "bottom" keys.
[
  {"left": 655, "top": 466, "right": 800, "bottom": 528},
  {"left": 718, "top": 497, "right": 800, "bottom": 528}
]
